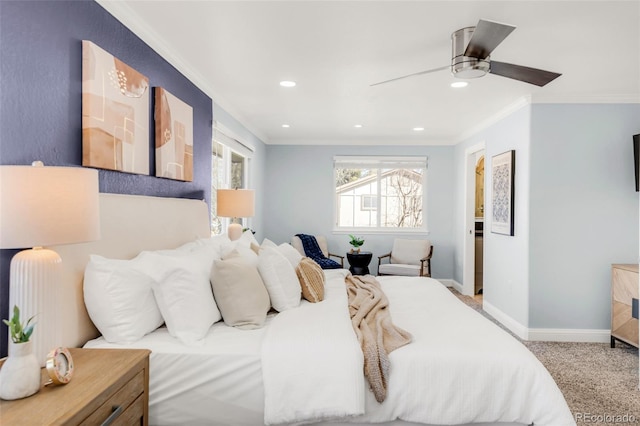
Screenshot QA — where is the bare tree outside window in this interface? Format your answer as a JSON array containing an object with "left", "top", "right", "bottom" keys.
[{"left": 383, "top": 169, "right": 423, "bottom": 228}]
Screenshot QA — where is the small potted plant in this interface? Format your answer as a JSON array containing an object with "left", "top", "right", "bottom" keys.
[
  {"left": 348, "top": 234, "right": 365, "bottom": 253},
  {"left": 0, "top": 306, "right": 40, "bottom": 400}
]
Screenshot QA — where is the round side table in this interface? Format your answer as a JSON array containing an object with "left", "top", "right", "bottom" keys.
[{"left": 347, "top": 251, "right": 373, "bottom": 275}]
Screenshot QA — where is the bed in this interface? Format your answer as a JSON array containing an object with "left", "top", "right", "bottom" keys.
[{"left": 53, "top": 193, "right": 575, "bottom": 426}]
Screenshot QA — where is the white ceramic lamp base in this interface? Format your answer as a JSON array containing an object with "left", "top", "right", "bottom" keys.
[
  {"left": 9, "top": 247, "right": 62, "bottom": 367},
  {"left": 227, "top": 222, "right": 243, "bottom": 241}
]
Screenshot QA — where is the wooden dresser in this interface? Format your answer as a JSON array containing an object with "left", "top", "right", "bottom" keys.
[
  {"left": 611, "top": 263, "right": 639, "bottom": 348},
  {"left": 0, "top": 348, "right": 150, "bottom": 425}
]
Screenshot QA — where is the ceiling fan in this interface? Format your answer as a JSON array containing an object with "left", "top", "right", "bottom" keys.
[{"left": 371, "top": 19, "right": 561, "bottom": 87}]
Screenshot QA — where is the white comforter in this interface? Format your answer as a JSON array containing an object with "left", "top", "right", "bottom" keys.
[
  {"left": 262, "top": 269, "right": 364, "bottom": 425},
  {"left": 262, "top": 272, "right": 576, "bottom": 426}
]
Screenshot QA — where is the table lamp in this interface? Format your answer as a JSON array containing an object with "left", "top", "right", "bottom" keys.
[
  {"left": 216, "top": 189, "right": 255, "bottom": 240},
  {"left": 0, "top": 162, "right": 100, "bottom": 366}
]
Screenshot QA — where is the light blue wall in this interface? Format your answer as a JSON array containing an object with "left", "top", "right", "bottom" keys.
[
  {"left": 453, "top": 102, "right": 640, "bottom": 332},
  {"left": 529, "top": 103, "right": 640, "bottom": 330},
  {"left": 454, "top": 105, "right": 532, "bottom": 326},
  {"left": 263, "top": 144, "right": 455, "bottom": 278}
]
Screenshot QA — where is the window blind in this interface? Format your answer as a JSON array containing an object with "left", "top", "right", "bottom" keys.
[{"left": 334, "top": 156, "right": 427, "bottom": 170}]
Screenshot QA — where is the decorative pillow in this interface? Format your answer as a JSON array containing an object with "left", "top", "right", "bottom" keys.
[
  {"left": 277, "top": 243, "right": 303, "bottom": 268},
  {"left": 83, "top": 254, "right": 164, "bottom": 343},
  {"left": 257, "top": 246, "right": 301, "bottom": 312},
  {"left": 250, "top": 242, "right": 261, "bottom": 255},
  {"left": 211, "top": 250, "right": 271, "bottom": 329},
  {"left": 140, "top": 246, "right": 221, "bottom": 345},
  {"left": 295, "top": 257, "right": 325, "bottom": 303}
]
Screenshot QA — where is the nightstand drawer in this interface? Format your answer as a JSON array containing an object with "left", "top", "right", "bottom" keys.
[
  {"left": 81, "top": 370, "right": 144, "bottom": 425},
  {"left": 111, "top": 394, "right": 145, "bottom": 426}
]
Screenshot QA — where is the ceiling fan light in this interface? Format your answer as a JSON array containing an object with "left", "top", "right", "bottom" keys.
[
  {"left": 279, "top": 80, "right": 296, "bottom": 87},
  {"left": 452, "top": 58, "right": 490, "bottom": 79},
  {"left": 413, "top": 127, "right": 424, "bottom": 131}
]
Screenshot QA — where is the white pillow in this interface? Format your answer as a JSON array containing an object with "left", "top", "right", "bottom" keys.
[
  {"left": 139, "top": 246, "right": 221, "bottom": 345},
  {"left": 257, "top": 246, "right": 301, "bottom": 312},
  {"left": 181, "top": 234, "right": 230, "bottom": 260},
  {"left": 277, "top": 243, "right": 303, "bottom": 268},
  {"left": 83, "top": 254, "right": 164, "bottom": 343},
  {"left": 221, "top": 231, "right": 260, "bottom": 267},
  {"left": 261, "top": 238, "right": 278, "bottom": 249}
]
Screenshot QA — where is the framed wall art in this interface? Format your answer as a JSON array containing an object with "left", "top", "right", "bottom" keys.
[
  {"left": 82, "top": 40, "right": 150, "bottom": 175},
  {"left": 491, "top": 150, "right": 515, "bottom": 236},
  {"left": 154, "top": 87, "right": 193, "bottom": 181}
]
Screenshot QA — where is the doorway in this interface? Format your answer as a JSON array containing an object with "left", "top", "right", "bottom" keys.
[
  {"left": 474, "top": 155, "right": 484, "bottom": 298},
  {"left": 462, "top": 143, "right": 485, "bottom": 296}
]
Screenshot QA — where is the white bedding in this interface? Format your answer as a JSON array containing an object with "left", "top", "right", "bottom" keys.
[
  {"left": 357, "top": 276, "right": 575, "bottom": 426},
  {"left": 85, "top": 314, "right": 273, "bottom": 425},
  {"left": 262, "top": 269, "right": 364, "bottom": 425},
  {"left": 85, "top": 271, "right": 575, "bottom": 426}
]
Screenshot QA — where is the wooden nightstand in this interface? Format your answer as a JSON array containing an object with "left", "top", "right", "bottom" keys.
[
  {"left": 611, "top": 264, "right": 639, "bottom": 348},
  {"left": 0, "top": 348, "right": 150, "bottom": 425}
]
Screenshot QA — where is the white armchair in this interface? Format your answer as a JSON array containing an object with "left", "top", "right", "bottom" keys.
[
  {"left": 377, "top": 239, "right": 433, "bottom": 277},
  {"left": 291, "top": 235, "right": 344, "bottom": 267}
]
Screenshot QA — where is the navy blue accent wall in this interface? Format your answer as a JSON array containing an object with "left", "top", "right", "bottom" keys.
[{"left": 0, "top": 0, "right": 213, "bottom": 356}]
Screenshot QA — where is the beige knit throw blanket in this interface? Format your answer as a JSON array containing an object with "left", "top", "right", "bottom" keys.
[{"left": 345, "top": 274, "right": 412, "bottom": 403}]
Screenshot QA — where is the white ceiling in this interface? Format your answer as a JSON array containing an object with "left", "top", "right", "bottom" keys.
[{"left": 97, "top": 0, "right": 640, "bottom": 145}]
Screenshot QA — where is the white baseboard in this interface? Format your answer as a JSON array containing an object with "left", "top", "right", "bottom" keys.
[
  {"left": 527, "top": 328, "right": 610, "bottom": 343},
  {"left": 437, "top": 278, "right": 466, "bottom": 293},
  {"left": 483, "top": 301, "right": 529, "bottom": 340},
  {"left": 483, "top": 300, "right": 610, "bottom": 343}
]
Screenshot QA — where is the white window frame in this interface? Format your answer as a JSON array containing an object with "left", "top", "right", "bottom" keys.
[
  {"left": 360, "top": 194, "right": 377, "bottom": 211},
  {"left": 212, "top": 123, "right": 254, "bottom": 235},
  {"left": 333, "top": 156, "right": 428, "bottom": 234}
]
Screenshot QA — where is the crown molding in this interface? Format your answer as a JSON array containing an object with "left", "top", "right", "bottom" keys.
[
  {"left": 530, "top": 93, "right": 640, "bottom": 104},
  {"left": 455, "top": 96, "right": 531, "bottom": 143},
  {"left": 455, "top": 92, "right": 640, "bottom": 143},
  {"left": 268, "top": 136, "right": 456, "bottom": 146},
  {"left": 95, "top": 0, "right": 269, "bottom": 144}
]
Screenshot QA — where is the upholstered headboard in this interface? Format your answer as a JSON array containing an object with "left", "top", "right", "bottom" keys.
[{"left": 52, "top": 193, "right": 211, "bottom": 349}]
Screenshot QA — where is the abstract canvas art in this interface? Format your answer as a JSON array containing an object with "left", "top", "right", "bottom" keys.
[
  {"left": 491, "top": 150, "right": 515, "bottom": 236},
  {"left": 154, "top": 87, "right": 193, "bottom": 181},
  {"left": 82, "top": 41, "right": 150, "bottom": 175}
]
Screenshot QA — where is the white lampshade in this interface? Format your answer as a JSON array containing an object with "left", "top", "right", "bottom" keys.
[
  {"left": 0, "top": 163, "right": 100, "bottom": 248},
  {"left": 217, "top": 189, "right": 255, "bottom": 218},
  {"left": 216, "top": 189, "right": 255, "bottom": 241},
  {"left": 0, "top": 162, "right": 100, "bottom": 366}
]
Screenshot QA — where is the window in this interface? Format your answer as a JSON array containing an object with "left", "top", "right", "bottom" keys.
[
  {"left": 361, "top": 195, "right": 377, "bottom": 211},
  {"left": 211, "top": 124, "right": 253, "bottom": 234},
  {"left": 334, "top": 156, "right": 427, "bottom": 231}
]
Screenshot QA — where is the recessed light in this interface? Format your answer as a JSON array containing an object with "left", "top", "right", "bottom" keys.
[
  {"left": 451, "top": 81, "right": 468, "bottom": 88},
  {"left": 354, "top": 124, "right": 363, "bottom": 128},
  {"left": 282, "top": 124, "right": 290, "bottom": 128},
  {"left": 279, "top": 81, "right": 296, "bottom": 87},
  {"left": 413, "top": 127, "right": 425, "bottom": 131}
]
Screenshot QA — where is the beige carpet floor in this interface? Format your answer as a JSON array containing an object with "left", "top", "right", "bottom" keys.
[{"left": 450, "top": 290, "right": 640, "bottom": 425}]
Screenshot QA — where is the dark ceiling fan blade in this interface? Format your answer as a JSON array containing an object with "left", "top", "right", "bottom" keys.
[
  {"left": 370, "top": 65, "right": 449, "bottom": 86},
  {"left": 464, "top": 19, "right": 516, "bottom": 59},
  {"left": 490, "top": 61, "right": 562, "bottom": 87}
]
